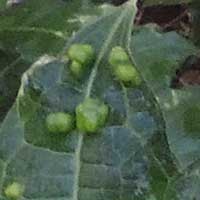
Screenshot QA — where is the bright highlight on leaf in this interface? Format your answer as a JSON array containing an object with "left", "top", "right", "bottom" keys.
[
  {"left": 109, "top": 46, "right": 142, "bottom": 85},
  {"left": 4, "top": 182, "right": 25, "bottom": 200},
  {"left": 46, "top": 112, "right": 74, "bottom": 133},
  {"left": 76, "top": 98, "right": 109, "bottom": 133}
]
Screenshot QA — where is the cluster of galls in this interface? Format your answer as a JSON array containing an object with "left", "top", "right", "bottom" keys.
[
  {"left": 109, "top": 46, "right": 142, "bottom": 85},
  {"left": 67, "top": 43, "right": 95, "bottom": 77},
  {"left": 46, "top": 98, "right": 108, "bottom": 134},
  {"left": 4, "top": 45, "right": 142, "bottom": 200},
  {"left": 46, "top": 44, "right": 142, "bottom": 135}
]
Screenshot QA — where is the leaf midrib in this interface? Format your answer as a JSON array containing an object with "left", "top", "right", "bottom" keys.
[
  {"left": 72, "top": 5, "right": 135, "bottom": 200},
  {"left": 85, "top": 8, "right": 129, "bottom": 98}
]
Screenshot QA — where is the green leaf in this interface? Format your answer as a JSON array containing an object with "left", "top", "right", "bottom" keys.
[
  {"left": 1, "top": 1, "right": 199, "bottom": 199},
  {"left": 164, "top": 169, "right": 200, "bottom": 200},
  {"left": 0, "top": 0, "right": 113, "bottom": 62},
  {"left": 130, "top": 26, "right": 199, "bottom": 170},
  {"left": 0, "top": 0, "right": 104, "bottom": 123},
  {"left": 0, "top": 0, "right": 80, "bottom": 62},
  {"left": 0, "top": 1, "right": 173, "bottom": 199},
  {"left": 0, "top": 49, "right": 29, "bottom": 121},
  {"left": 0, "top": 0, "right": 6, "bottom": 10}
]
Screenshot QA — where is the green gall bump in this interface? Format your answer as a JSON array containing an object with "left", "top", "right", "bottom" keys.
[
  {"left": 183, "top": 106, "right": 200, "bottom": 135},
  {"left": 76, "top": 98, "right": 109, "bottom": 133},
  {"left": 109, "top": 46, "right": 142, "bottom": 86},
  {"left": 68, "top": 44, "right": 94, "bottom": 66},
  {"left": 70, "top": 60, "right": 83, "bottom": 76},
  {"left": 109, "top": 46, "right": 130, "bottom": 66},
  {"left": 5, "top": 182, "right": 24, "bottom": 200},
  {"left": 114, "top": 64, "right": 142, "bottom": 85},
  {"left": 46, "top": 112, "right": 74, "bottom": 133}
]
